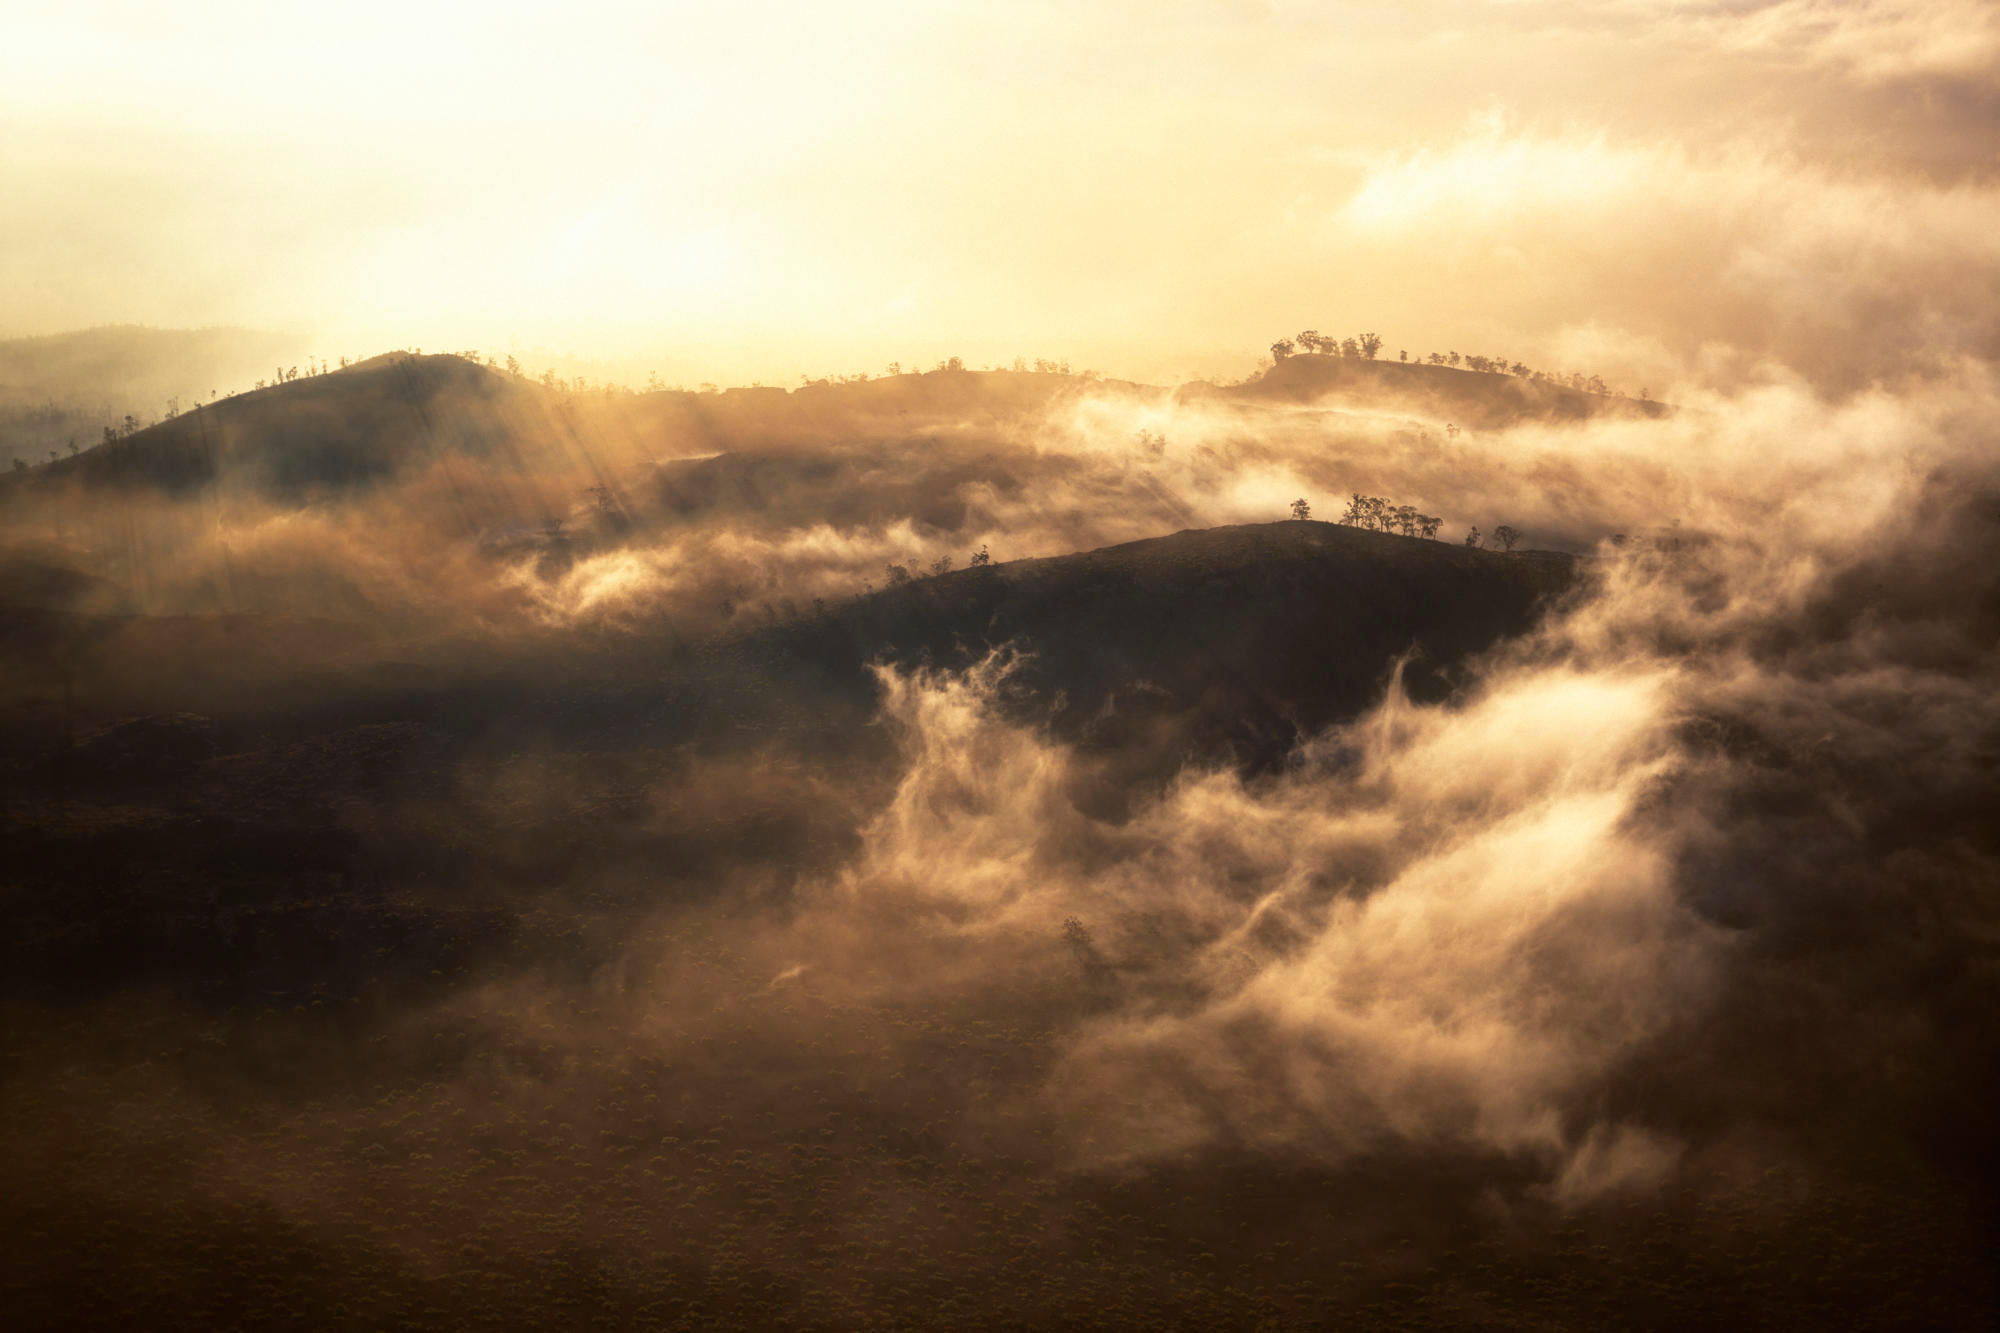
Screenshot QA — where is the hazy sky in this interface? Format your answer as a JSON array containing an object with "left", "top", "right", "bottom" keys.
[{"left": 5, "top": 1, "right": 1996, "bottom": 387}]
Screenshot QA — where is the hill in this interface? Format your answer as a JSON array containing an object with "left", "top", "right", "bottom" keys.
[
  {"left": 1, "top": 518, "right": 1577, "bottom": 1005},
  {"left": 770, "top": 521, "right": 1576, "bottom": 801},
  {"left": 0, "top": 325, "right": 309, "bottom": 470},
  {"left": 6, "top": 353, "right": 565, "bottom": 506},
  {"left": 1196, "top": 352, "right": 1667, "bottom": 429}
]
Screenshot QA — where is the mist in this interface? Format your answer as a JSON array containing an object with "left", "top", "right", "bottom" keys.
[{"left": 7, "top": 1, "right": 2000, "bottom": 1328}]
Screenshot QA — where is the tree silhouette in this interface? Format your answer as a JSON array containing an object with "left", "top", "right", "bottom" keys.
[
  {"left": 969, "top": 544, "right": 991, "bottom": 567},
  {"left": 1290, "top": 497, "right": 1311, "bottom": 521},
  {"left": 1465, "top": 526, "right": 1482, "bottom": 548},
  {"left": 1358, "top": 332, "right": 1383, "bottom": 360},
  {"left": 1270, "top": 338, "right": 1296, "bottom": 361},
  {"left": 1493, "top": 524, "right": 1522, "bottom": 552}
]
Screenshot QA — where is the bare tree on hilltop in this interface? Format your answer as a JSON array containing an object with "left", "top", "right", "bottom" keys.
[
  {"left": 1493, "top": 525, "right": 1522, "bottom": 552},
  {"left": 1336, "top": 493, "right": 1440, "bottom": 537},
  {"left": 1291, "top": 498, "right": 1311, "bottom": 521}
]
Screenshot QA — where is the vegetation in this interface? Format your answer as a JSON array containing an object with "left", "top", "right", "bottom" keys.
[
  {"left": 1270, "top": 329, "right": 1624, "bottom": 398},
  {"left": 1337, "top": 493, "right": 1443, "bottom": 540}
]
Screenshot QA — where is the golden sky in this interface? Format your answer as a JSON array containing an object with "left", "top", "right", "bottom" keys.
[{"left": 5, "top": 1, "right": 1996, "bottom": 388}]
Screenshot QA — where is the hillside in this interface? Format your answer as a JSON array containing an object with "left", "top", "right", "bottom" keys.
[
  {"left": 1197, "top": 352, "right": 1667, "bottom": 429},
  {"left": 3, "top": 356, "right": 1146, "bottom": 496},
  {"left": 1, "top": 518, "right": 1576, "bottom": 1005},
  {"left": 772, "top": 521, "right": 1576, "bottom": 795},
  {"left": 0, "top": 325, "right": 309, "bottom": 469},
  {"left": 5, "top": 353, "right": 565, "bottom": 505}
]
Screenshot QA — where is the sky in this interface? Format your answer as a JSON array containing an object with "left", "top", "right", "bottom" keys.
[{"left": 4, "top": 0, "right": 1997, "bottom": 388}]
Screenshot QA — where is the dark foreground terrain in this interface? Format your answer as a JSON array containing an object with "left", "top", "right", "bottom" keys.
[
  {"left": 1, "top": 359, "right": 1995, "bottom": 1330},
  {"left": 3, "top": 526, "right": 1991, "bottom": 1330}
]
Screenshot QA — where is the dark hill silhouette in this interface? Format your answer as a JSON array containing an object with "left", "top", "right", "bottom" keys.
[
  {"left": 1, "top": 356, "right": 1151, "bottom": 511},
  {"left": 11, "top": 353, "right": 560, "bottom": 504},
  {"left": 1, "top": 517, "right": 1578, "bottom": 1005},
  {"left": 754, "top": 521, "right": 1577, "bottom": 809},
  {"left": 0, "top": 325, "right": 308, "bottom": 470},
  {"left": 1195, "top": 352, "right": 1667, "bottom": 429}
]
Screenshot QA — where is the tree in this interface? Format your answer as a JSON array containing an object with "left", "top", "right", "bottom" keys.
[
  {"left": 1290, "top": 497, "right": 1311, "bottom": 521},
  {"left": 1340, "top": 337, "right": 1360, "bottom": 358},
  {"left": 1399, "top": 349, "right": 1407, "bottom": 362},
  {"left": 969, "top": 544, "right": 991, "bottom": 567},
  {"left": 1419, "top": 515, "right": 1441, "bottom": 540},
  {"left": 1296, "top": 330, "right": 1322, "bottom": 354},
  {"left": 1270, "top": 338, "right": 1296, "bottom": 361},
  {"left": 929, "top": 554, "right": 953, "bottom": 576},
  {"left": 1465, "top": 526, "right": 1482, "bottom": 548},
  {"left": 1062, "top": 916, "right": 1113, "bottom": 988},
  {"left": 885, "top": 564, "right": 911, "bottom": 586},
  {"left": 1358, "top": 332, "right": 1382, "bottom": 360},
  {"left": 1493, "top": 524, "right": 1521, "bottom": 551}
]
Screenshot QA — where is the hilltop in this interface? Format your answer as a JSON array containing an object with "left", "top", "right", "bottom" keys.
[
  {"left": 1197, "top": 351, "right": 1667, "bottom": 429},
  {"left": 772, "top": 521, "right": 1575, "bottom": 792},
  {"left": 0, "top": 354, "right": 1151, "bottom": 509},
  {"left": 0, "top": 325, "right": 309, "bottom": 469},
  {"left": 5, "top": 353, "right": 560, "bottom": 504}
]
